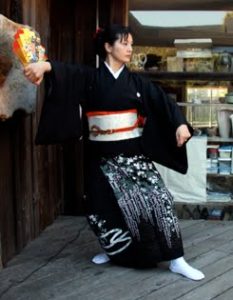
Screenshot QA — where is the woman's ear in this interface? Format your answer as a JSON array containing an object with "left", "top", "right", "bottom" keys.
[{"left": 104, "top": 42, "right": 112, "bottom": 54}]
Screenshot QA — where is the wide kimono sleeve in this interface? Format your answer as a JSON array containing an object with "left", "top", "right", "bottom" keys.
[
  {"left": 35, "top": 61, "right": 92, "bottom": 145},
  {"left": 140, "top": 77, "right": 194, "bottom": 174}
]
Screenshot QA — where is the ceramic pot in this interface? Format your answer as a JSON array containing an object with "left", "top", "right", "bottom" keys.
[
  {"left": 217, "top": 109, "right": 233, "bottom": 138},
  {"left": 216, "top": 52, "right": 232, "bottom": 72},
  {"left": 230, "top": 114, "right": 233, "bottom": 137},
  {"left": 225, "top": 92, "right": 233, "bottom": 104}
]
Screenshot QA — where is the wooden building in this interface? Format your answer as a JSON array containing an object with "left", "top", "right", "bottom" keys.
[
  {"left": 0, "top": 0, "right": 127, "bottom": 268},
  {"left": 1, "top": 0, "right": 233, "bottom": 269}
]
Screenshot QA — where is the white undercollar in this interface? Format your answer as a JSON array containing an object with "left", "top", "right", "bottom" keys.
[{"left": 104, "top": 62, "right": 125, "bottom": 79}]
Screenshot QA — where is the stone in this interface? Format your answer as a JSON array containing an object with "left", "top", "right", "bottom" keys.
[{"left": 0, "top": 14, "right": 38, "bottom": 120}]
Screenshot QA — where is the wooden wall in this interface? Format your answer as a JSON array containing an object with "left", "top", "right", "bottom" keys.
[
  {"left": 0, "top": 0, "right": 128, "bottom": 267},
  {"left": 0, "top": 0, "right": 64, "bottom": 267}
]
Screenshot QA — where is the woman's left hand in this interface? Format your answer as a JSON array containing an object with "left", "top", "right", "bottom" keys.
[{"left": 176, "top": 124, "right": 191, "bottom": 147}]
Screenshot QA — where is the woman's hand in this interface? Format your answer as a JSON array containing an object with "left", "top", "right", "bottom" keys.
[
  {"left": 176, "top": 124, "right": 191, "bottom": 147},
  {"left": 23, "top": 61, "right": 51, "bottom": 85}
]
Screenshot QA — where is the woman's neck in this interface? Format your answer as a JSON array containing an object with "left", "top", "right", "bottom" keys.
[{"left": 105, "top": 57, "right": 124, "bottom": 73}]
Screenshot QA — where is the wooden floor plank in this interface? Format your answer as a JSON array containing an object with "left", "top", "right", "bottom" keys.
[
  {"left": 144, "top": 254, "right": 233, "bottom": 300},
  {"left": 179, "top": 219, "right": 205, "bottom": 229},
  {"left": 183, "top": 225, "right": 233, "bottom": 260},
  {"left": 212, "top": 287, "right": 233, "bottom": 300},
  {"left": 176, "top": 267, "right": 233, "bottom": 300},
  {"left": 0, "top": 217, "right": 233, "bottom": 300},
  {"left": 181, "top": 221, "right": 232, "bottom": 243}
]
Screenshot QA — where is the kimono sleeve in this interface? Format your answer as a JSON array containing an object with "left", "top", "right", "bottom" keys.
[
  {"left": 141, "top": 78, "right": 193, "bottom": 174},
  {"left": 35, "top": 61, "right": 92, "bottom": 145},
  {"left": 146, "top": 81, "right": 189, "bottom": 129}
]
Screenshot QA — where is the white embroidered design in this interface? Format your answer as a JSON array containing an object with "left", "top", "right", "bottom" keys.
[
  {"left": 87, "top": 214, "right": 132, "bottom": 256},
  {"left": 100, "top": 228, "right": 132, "bottom": 255},
  {"left": 101, "top": 155, "right": 182, "bottom": 249}
]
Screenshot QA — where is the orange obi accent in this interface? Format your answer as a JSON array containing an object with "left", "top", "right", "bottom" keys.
[{"left": 86, "top": 109, "right": 145, "bottom": 141}]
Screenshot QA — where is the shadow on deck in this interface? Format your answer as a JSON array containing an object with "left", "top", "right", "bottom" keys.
[{"left": 0, "top": 216, "right": 233, "bottom": 300}]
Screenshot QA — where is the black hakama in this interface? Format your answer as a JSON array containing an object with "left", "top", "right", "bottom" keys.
[{"left": 87, "top": 154, "right": 184, "bottom": 267}]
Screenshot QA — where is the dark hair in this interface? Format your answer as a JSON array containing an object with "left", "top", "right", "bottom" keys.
[{"left": 94, "top": 24, "right": 132, "bottom": 59}]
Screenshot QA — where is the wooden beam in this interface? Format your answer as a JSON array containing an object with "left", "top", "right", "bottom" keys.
[{"left": 129, "top": 0, "right": 233, "bottom": 11}]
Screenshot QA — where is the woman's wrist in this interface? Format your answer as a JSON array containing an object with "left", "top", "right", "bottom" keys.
[{"left": 43, "top": 61, "right": 52, "bottom": 72}]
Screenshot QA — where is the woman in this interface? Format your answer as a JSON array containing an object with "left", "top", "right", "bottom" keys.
[{"left": 24, "top": 24, "right": 204, "bottom": 280}]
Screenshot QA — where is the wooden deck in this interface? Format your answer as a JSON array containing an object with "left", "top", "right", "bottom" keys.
[{"left": 1, "top": 217, "right": 233, "bottom": 300}]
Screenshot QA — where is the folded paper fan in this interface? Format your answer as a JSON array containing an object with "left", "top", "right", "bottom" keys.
[{"left": 12, "top": 27, "right": 47, "bottom": 66}]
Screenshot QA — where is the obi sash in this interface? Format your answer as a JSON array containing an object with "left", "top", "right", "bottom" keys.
[{"left": 86, "top": 109, "right": 145, "bottom": 141}]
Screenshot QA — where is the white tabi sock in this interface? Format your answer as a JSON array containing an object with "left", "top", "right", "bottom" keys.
[
  {"left": 169, "top": 257, "right": 205, "bottom": 281},
  {"left": 91, "top": 253, "right": 110, "bottom": 264}
]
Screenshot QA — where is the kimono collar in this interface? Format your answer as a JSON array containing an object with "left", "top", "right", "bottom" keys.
[{"left": 104, "top": 61, "right": 125, "bottom": 79}]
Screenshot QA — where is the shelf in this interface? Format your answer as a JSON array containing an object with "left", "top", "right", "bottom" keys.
[
  {"left": 207, "top": 173, "right": 233, "bottom": 177},
  {"left": 136, "top": 71, "right": 233, "bottom": 81},
  {"left": 176, "top": 200, "right": 233, "bottom": 205},
  {"left": 206, "top": 197, "right": 233, "bottom": 203},
  {"left": 207, "top": 137, "right": 233, "bottom": 142},
  {"left": 177, "top": 102, "right": 233, "bottom": 108},
  {"left": 207, "top": 190, "right": 233, "bottom": 202}
]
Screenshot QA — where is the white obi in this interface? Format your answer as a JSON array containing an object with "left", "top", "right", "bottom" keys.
[{"left": 86, "top": 109, "right": 145, "bottom": 141}]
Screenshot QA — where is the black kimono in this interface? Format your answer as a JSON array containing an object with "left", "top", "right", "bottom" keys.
[{"left": 36, "top": 62, "right": 192, "bottom": 267}]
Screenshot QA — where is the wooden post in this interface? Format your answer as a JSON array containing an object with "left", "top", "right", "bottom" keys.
[
  {"left": 110, "top": 0, "right": 128, "bottom": 25},
  {"left": 0, "top": 232, "right": 3, "bottom": 269},
  {"left": 98, "top": 0, "right": 128, "bottom": 29}
]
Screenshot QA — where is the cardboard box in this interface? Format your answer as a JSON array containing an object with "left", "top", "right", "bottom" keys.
[
  {"left": 167, "top": 57, "right": 183, "bottom": 72},
  {"left": 174, "top": 38, "right": 213, "bottom": 49}
]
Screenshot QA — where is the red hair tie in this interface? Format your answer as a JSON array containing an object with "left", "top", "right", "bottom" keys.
[{"left": 93, "top": 27, "right": 103, "bottom": 38}]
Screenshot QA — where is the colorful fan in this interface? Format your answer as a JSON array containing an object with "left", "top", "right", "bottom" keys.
[{"left": 12, "top": 27, "right": 47, "bottom": 66}]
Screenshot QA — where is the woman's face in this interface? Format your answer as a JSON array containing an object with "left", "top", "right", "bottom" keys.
[{"left": 105, "top": 33, "right": 133, "bottom": 64}]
